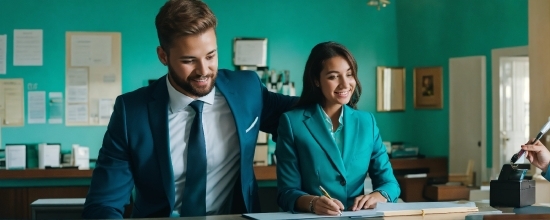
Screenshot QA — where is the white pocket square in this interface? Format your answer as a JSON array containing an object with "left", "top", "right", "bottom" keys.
[{"left": 246, "top": 117, "right": 259, "bottom": 133}]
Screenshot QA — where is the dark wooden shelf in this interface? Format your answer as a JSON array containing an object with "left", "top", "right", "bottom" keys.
[
  {"left": 0, "top": 169, "right": 94, "bottom": 179},
  {"left": 253, "top": 165, "right": 276, "bottom": 181}
]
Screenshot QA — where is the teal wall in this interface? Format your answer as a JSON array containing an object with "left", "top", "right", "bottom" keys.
[
  {"left": 0, "top": 0, "right": 398, "bottom": 158},
  {"left": 0, "top": 0, "right": 530, "bottom": 164},
  {"left": 394, "top": 0, "right": 528, "bottom": 166}
]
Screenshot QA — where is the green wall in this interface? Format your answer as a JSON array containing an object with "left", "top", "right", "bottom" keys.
[
  {"left": 0, "top": 0, "right": 398, "bottom": 158},
  {"left": 394, "top": 0, "right": 528, "bottom": 166}
]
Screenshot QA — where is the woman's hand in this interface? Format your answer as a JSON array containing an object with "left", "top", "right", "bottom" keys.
[
  {"left": 350, "top": 192, "right": 387, "bottom": 211},
  {"left": 522, "top": 140, "right": 550, "bottom": 172},
  {"left": 313, "top": 196, "right": 344, "bottom": 215}
]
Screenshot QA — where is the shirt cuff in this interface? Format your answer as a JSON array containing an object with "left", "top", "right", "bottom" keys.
[
  {"left": 372, "top": 189, "right": 391, "bottom": 202},
  {"left": 543, "top": 164, "right": 550, "bottom": 181}
]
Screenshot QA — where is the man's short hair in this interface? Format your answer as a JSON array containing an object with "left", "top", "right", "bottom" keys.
[{"left": 155, "top": 0, "right": 217, "bottom": 52}]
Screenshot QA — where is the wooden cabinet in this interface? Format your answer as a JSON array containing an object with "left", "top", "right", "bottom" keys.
[
  {"left": 0, "top": 187, "right": 90, "bottom": 219},
  {"left": 0, "top": 169, "right": 93, "bottom": 219},
  {"left": 391, "top": 157, "right": 449, "bottom": 202}
]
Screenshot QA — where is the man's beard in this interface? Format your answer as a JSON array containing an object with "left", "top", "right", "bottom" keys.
[{"left": 168, "top": 64, "right": 217, "bottom": 97}]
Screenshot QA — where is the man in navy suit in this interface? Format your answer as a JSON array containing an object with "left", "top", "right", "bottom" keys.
[{"left": 82, "top": 0, "right": 297, "bottom": 218}]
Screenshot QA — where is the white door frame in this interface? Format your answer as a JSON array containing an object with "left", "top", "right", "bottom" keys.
[{"left": 491, "top": 46, "right": 528, "bottom": 179}]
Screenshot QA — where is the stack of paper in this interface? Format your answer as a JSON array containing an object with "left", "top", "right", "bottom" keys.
[
  {"left": 6, "top": 145, "right": 26, "bottom": 170},
  {"left": 38, "top": 143, "right": 60, "bottom": 169},
  {"left": 72, "top": 144, "right": 89, "bottom": 170},
  {"left": 376, "top": 201, "right": 479, "bottom": 217}
]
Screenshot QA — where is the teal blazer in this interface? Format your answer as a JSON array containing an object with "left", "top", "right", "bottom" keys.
[{"left": 276, "top": 104, "right": 400, "bottom": 212}]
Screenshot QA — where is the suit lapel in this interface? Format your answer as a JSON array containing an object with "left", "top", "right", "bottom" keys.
[
  {"left": 303, "top": 105, "right": 346, "bottom": 176},
  {"left": 342, "top": 105, "right": 359, "bottom": 168},
  {"left": 147, "top": 75, "right": 175, "bottom": 208}
]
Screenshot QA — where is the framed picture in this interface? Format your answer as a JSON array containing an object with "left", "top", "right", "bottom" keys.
[
  {"left": 414, "top": 66, "right": 443, "bottom": 109},
  {"left": 233, "top": 38, "right": 267, "bottom": 67}
]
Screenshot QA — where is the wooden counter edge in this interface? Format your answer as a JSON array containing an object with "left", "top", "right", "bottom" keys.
[
  {"left": 253, "top": 165, "right": 277, "bottom": 181},
  {"left": 0, "top": 167, "right": 276, "bottom": 181},
  {"left": 0, "top": 169, "right": 94, "bottom": 179}
]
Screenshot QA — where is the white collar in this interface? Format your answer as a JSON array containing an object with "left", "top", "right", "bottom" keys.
[{"left": 166, "top": 76, "right": 215, "bottom": 113}]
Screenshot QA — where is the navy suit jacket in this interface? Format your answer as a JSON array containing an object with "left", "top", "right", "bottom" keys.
[
  {"left": 83, "top": 69, "right": 298, "bottom": 218},
  {"left": 276, "top": 104, "right": 400, "bottom": 212}
]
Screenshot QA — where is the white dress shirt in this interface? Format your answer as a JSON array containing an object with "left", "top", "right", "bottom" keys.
[{"left": 166, "top": 77, "right": 240, "bottom": 216}]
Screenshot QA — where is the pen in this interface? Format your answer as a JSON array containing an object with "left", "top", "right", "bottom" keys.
[
  {"left": 510, "top": 120, "right": 550, "bottom": 165},
  {"left": 319, "top": 186, "right": 333, "bottom": 199},
  {"left": 319, "top": 186, "right": 342, "bottom": 215}
]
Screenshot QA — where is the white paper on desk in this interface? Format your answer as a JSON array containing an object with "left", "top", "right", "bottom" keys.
[
  {"left": 375, "top": 201, "right": 477, "bottom": 217},
  {"left": 28, "top": 91, "right": 46, "bottom": 124},
  {"left": 243, "top": 210, "right": 380, "bottom": 220},
  {"left": 6, "top": 145, "right": 26, "bottom": 170},
  {"left": 39, "top": 143, "right": 60, "bottom": 169},
  {"left": 0, "top": 34, "right": 6, "bottom": 74},
  {"left": 376, "top": 201, "right": 476, "bottom": 212},
  {"left": 71, "top": 35, "right": 112, "bottom": 66},
  {"left": 242, "top": 212, "right": 325, "bottom": 220},
  {"left": 14, "top": 29, "right": 42, "bottom": 66}
]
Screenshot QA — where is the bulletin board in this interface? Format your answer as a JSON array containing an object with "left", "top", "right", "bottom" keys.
[
  {"left": 65, "top": 32, "right": 121, "bottom": 126},
  {"left": 0, "top": 78, "right": 24, "bottom": 126}
]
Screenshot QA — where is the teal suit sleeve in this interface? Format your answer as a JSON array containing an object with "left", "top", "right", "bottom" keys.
[
  {"left": 83, "top": 96, "right": 133, "bottom": 218},
  {"left": 544, "top": 165, "right": 550, "bottom": 181},
  {"left": 275, "top": 113, "right": 308, "bottom": 213},
  {"left": 366, "top": 113, "right": 400, "bottom": 202}
]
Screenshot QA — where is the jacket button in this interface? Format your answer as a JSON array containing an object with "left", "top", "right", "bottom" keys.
[{"left": 340, "top": 179, "right": 346, "bottom": 186}]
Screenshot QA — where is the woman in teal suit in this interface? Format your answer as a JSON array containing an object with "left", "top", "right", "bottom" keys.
[{"left": 276, "top": 42, "right": 400, "bottom": 215}]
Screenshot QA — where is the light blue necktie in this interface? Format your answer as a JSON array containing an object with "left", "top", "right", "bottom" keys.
[{"left": 180, "top": 100, "right": 206, "bottom": 216}]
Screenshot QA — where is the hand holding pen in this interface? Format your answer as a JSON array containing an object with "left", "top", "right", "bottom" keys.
[
  {"left": 511, "top": 120, "right": 550, "bottom": 167},
  {"left": 315, "top": 186, "right": 344, "bottom": 216},
  {"left": 521, "top": 140, "right": 550, "bottom": 173}
]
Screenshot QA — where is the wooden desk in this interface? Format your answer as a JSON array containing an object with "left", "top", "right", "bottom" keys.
[
  {"left": 31, "top": 198, "right": 85, "bottom": 220},
  {"left": 0, "top": 167, "right": 276, "bottom": 219},
  {"left": 252, "top": 158, "right": 449, "bottom": 202},
  {"left": 0, "top": 159, "right": 446, "bottom": 218}
]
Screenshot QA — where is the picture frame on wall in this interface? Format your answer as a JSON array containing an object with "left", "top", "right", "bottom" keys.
[{"left": 414, "top": 66, "right": 443, "bottom": 109}]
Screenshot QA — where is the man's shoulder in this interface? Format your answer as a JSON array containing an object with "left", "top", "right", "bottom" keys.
[{"left": 217, "top": 69, "right": 259, "bottom": 81}]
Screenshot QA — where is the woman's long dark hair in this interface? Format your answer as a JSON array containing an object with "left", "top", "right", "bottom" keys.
[{"left": 295, "top": 41, "right": 362, "bottom": 109}]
